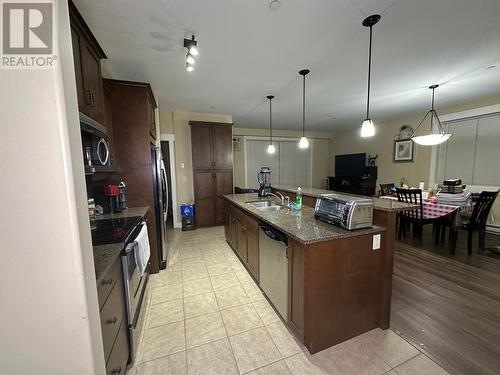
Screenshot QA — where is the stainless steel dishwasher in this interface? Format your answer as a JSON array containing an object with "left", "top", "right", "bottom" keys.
[{"left": 259, "top": 222, "right": 288, "bottom": 321}]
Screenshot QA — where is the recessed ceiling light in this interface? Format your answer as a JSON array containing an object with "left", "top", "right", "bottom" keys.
[
  {"left": 210, "top": 106, "right": 216, "bottom": 110},
  {"left": 269, "top": 0, "right": 281, "bottom": 11}
]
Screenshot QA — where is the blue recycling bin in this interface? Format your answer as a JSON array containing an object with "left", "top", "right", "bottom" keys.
[{"left": 180, "top": 204, "right": 195, "bottom": 231}]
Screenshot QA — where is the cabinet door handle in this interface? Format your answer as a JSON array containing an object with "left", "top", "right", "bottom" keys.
[
  {"left": 111, "top": 367, "right": 122, "bottom": 374},
  {"left": 101, "top": 278, "right": 113, "bottom": 286},
  {"left": 106, "top": 316, "right": 118, "bottom": 325},
  {"left": 85, "top": 90, "right": 92, "bottom": 106}
]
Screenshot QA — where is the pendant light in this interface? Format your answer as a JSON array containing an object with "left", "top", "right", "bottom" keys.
[
  {"left": 298, "top": 69, "right": 310, "bottom": 149},
  {"left": 360, "top": 14, "right": 381, "bottom": 137},
  {"left": 266, "top": 95, "right": 276, "bottom": 154},
  {"left": 411, "top": 84, "right": 452, "bottom": 146}
]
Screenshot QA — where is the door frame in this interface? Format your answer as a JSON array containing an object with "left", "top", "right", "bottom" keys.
[{"left": 160, "top": 134, "right": 181, "bottom": 229}]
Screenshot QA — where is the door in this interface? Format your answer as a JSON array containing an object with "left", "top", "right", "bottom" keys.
[
  {"left": 230, "top": 214, "right": 237, "bottom": 248},
  {"left": 194, "top": 171, "right": 215, "bottom": 226},
  {"left": 191, "top": 125, "right": 213, "bottom": 170},
  {"left": 213, "top": 125, "right": 233, "bottom": 169},
  {"left": 215, "top": 171, "right": 233, "bottom": 225},
  {"left": 81, "top": 42, "right": 104, "bottom": 123}
]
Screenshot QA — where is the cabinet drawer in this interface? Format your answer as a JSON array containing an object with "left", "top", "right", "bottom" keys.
[
  {"left": 105, "top": 319, "right": 129, "bottom": 375},
  {"left": 100, "top": 274, "right": 126, "bottom": 363},
  {"left": 97, "top": 257, "right": 122, "bottom": 310}
]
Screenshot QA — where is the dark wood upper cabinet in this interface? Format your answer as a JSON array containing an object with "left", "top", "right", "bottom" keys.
[
  {"left": 213, "top": 125, "right": 233, "bottom": 169},
  {"left": 191, "top": 124, "right": 213, "bottom": 170},
  {"left": 190, "top": 122, "right": 233, "bottom": 227},
  {"left": 148, "top": 94, "right": 157, "bottom": 140},
  {"left": 69, "top": 0, "right": 107, "bottom": 125}
]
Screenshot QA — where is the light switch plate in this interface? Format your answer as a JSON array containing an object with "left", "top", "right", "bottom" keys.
[{"left": 372, "top": 234, "right": 381, "bottom": 250}]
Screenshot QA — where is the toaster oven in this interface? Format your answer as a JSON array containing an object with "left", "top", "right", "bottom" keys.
[{"left": 314, "top": 193, "right": 374, "bottom": 230}]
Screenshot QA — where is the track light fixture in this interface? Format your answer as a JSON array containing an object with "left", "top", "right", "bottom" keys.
[{"left": 183, "top": 35, "right": 199, "bottom": 71}]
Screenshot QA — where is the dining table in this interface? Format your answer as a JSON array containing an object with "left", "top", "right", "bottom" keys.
[{"left": 380, "top": 195, "right": 473, "bottom": 254}]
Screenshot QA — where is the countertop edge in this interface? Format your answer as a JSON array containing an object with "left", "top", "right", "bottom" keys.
[
  {"left": 272, "top": 185, "right": 418, "bottom": 212},
  {"left": 224, "top": 195, "right": 386, "bottom": 245}
]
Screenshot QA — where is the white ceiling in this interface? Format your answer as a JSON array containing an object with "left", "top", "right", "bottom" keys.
[{"left": 74, "top": 0, "right": 500, "bottom": 131}]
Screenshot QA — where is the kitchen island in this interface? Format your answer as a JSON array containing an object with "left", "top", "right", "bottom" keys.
[{"left": 224, "top": 193, "right": 402, "bottom": 354}]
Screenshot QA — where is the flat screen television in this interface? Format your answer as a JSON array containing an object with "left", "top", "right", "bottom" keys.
[{"left": 335, "top": 153, "right": 366, "bottom": 177}]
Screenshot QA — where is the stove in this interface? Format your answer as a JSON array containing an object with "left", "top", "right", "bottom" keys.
[{"left": 90, "top": 216, "right": 142, "bottom": 245}]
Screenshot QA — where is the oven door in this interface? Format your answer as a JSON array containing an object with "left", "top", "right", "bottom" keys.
[
  {"left": 122, "top": 225, "right": 149, "bottom": 365},
  {"left": 315, "top": 198, "right": 345, "bottom": 223}
]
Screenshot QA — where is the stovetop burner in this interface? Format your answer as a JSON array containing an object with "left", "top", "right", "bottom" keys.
[{"left": 90, "top": 216, "right": 141, "bottom": 246}]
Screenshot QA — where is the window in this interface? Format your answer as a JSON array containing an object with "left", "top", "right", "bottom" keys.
[
  {"left": 434, "top": 113, "right": 500, "bottom": 186},
  {"left": 245, "top": 138, "right": 312, "bottom": 189}
]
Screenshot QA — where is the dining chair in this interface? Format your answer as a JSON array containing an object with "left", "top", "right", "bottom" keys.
[
  {"left": 379, "top": 183, "right": 395, "bottom": 196},
  {"left": 396, "top": 188, "right": 434, "bottom": 242},
  {"left": 462, "top": 190, "right": 498, "bottom": 254}
]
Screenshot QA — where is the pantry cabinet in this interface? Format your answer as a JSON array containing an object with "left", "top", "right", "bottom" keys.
[{"left": 191, "top": 122, "right": 234, "bottom": 227}]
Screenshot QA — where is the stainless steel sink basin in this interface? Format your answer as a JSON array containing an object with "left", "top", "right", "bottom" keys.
[{"left": 246, "top": 200, "right": 285, "bottom": 211}]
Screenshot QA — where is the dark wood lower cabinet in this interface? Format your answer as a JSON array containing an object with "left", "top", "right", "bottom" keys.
[
  {"left": 105, "top": 320, "right": 128, "bottom": 375},
  {"left": 225, "top": 203, "right": 259, "bottom": 281},
  {"left": 97, "top": 256, "right": 129, "bottom": 372},
  {"left": 225, "top": 198, "right": 391, "bottom": 354}
]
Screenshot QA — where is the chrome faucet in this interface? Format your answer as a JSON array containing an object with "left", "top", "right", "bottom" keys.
[{"left": 265, "top": 191, "right": 285, "bottom": 205}]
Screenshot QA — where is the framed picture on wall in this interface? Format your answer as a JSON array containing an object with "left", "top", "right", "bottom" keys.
[{"left": 393, "top": 139, "right": 414, "bottom": 162}]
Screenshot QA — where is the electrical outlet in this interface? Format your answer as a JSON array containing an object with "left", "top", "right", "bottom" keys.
[{"left": 372, "top": 234, "right": 381, "bottom": 250}]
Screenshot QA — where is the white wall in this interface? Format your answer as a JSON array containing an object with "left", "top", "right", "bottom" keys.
[{"left": 0, "top": 1, "right": 105, "bottom": 374}]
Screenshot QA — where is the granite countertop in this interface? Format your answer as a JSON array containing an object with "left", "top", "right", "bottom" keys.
[
  {"left": 92, "top": 206, "right": 149, "bottom": 283},
  {"left": 224, "top": 193, "right": 385, "bottom": 245},
  {"left": 94, "top": 206, "right": 149, "bottom": 221},
  {"left": 272, "top": 185, "right": 417, "bottom": 212}
]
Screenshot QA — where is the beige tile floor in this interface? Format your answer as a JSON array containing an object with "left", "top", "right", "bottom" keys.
[{"left": 128, "top": 226, "right": 449, "bottom": 375}]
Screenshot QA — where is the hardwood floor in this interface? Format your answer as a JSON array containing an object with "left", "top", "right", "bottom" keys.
[{"left": 391, "top": 227, "right": 500, "bottom": 375}]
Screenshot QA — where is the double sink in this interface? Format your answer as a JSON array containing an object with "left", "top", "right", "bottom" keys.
[{"left": 246, "top": 200, "right": 286, "bottom": 212}]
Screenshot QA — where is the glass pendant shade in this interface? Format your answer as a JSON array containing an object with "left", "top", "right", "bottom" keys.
[
  {"left": 267, "top": 144, "right": 276, "bottom": 154},
  {"left": 360, "top": 119, "right": 375, "bottom": 137},
  {"left": 298, "top": 136, "right": 309, "bottom": 149},
  {"left": 411, "top": 85, "right": 452, "bottom": 146},
  {"left": 412, "top": 133, "right": 452, "bottom": 146}
]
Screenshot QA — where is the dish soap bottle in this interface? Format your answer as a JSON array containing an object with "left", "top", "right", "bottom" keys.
[{"left": 295, "top": 187, "right": 302, "bottom": 209}]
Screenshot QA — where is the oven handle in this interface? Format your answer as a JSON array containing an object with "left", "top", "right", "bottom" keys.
[{"left": 124, "top": 221, "right": 146, "bottom": 251}]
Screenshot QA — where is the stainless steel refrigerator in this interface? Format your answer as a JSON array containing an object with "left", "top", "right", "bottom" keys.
[{"left": 151, "top": 146, "right": 168, "bottom": 269}]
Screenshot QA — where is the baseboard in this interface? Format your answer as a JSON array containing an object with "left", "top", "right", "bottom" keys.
[{"left": 486, "top": 225, "right": 500, "bottom": 235}]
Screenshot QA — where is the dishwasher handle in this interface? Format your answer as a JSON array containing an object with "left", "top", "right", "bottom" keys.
[{"left": 259, "top": 221, "right": 288, "bottom": 245}]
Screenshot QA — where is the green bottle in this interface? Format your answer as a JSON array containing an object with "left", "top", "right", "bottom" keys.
[{"left": 295, "top": 187, "right": 302, "bottom": 209}]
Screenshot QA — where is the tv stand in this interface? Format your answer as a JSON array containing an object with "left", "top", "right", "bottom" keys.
[{"left": 328, "top": 176, "right": 376, "bottom": 196}]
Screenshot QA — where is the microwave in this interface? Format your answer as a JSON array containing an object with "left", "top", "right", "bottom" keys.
[
  {"left": 315, "top": 193, "right": 374, "bottom": 230},
  {"left": 80, "top": 112, "right": 111, "bottom": 172}
]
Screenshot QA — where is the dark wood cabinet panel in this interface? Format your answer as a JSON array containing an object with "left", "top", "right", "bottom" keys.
[
  {"left": 246, "top": 226, "right": 259, "bottom": 281},
  {"left": 194, "top": 171, "right": 215, "bottom": 200},
  {"left": 195, "top": 199, "right": 215, "bottom": 227},
  {"left": 105, "top": 79, "right": 159, "bottom": 273},
  {"left": 148, "top": 94, "right": 157, "bottom": 139},
  {"left": 81, "top": 43, "right": 104, "bottom": 123},
  {"left": 97, "top": 257, "right": 121, "bottom": 310},
  {"left": 191, "top": 124, "right": 213, "bottom": 170},
  {"left": 190, "top": 122, "right": 233, "bottom": 227},
  {"left": 289, "top": 240, "right": 304, "bottom": 339},
  {"left": 69, "top": 1, "right": 106, "bottom": 125},
  {"left": 230, "top": 214, "right": 237, "bottom": 249},
  {"left": 215, "top": 171, "right": 233, "bottom": 225},
  {"left": 70, "top": 25, "right": 84, "bottom": 112},
  {"left": 236, "top": 219, "right": 248, "bottom": 262},
  {"left": 213, "top": 125, "right": 233, "bottom": 169},
  {"left": 105, "top": 319, "right": 128, "bottom": 375}
]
